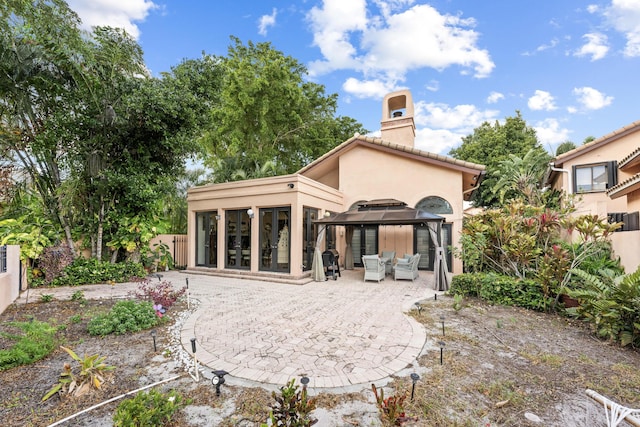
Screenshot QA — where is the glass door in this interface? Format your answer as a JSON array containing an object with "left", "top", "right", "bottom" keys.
[
  {"left": 259, "top": 207, "right": 290, "bottom": 272},
  {"left": 196, "top": 211, "right": 218, "bottom": 267},
  {"left": 302, "top": 207, "right": 318, "bottom": 271},
  {"left": 226, "top": 210, "right": 251, "bottom": 269},
  {"left": 414, "top": 223, "right": 452, "bottom": 271},
  {"left": 352, "top": 226, "right": 378, "bottom": 267}
]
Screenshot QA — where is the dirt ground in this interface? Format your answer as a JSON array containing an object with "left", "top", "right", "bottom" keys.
[{"left": 0, "top": 292, "right": 639, "bottom": 427}]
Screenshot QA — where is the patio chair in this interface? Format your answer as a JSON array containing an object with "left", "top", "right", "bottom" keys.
[
  {"left": 381, "top": 251, "right": 396, "bottom": 275},
  {"left": 393, "top": 253, "right": 421, "bottom": 281},
  {"left": 322, "top": 250, "right": 340, "bottom": 280},
  {"left": 362, "top": 255, "right": 385, "bottom": 282}
]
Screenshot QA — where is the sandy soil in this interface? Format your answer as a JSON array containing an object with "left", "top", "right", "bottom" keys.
[{"left": 0, "top": 293, "right": 638, "bottom": 426}]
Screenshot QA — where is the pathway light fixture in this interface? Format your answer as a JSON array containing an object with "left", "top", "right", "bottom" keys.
[
  {"left": 410, "top": 373, "right": 420, "bottom": 401},
  {"left": 212, "top": 370, "right": 229, "bottom": 396},
  {"left": 438, "top": 341, "right": 445, "bottom": 365}
]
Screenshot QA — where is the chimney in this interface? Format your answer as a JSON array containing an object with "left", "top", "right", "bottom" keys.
[{"left": 380, "top": 90, "right": 415, "bottom": 147}]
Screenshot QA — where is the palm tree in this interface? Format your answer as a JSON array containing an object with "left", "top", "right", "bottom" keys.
[{"left": 491, "top": 148, "right": 551, "bottom": 206}]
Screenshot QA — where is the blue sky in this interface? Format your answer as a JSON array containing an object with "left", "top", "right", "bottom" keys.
[{"left": 66, "top": 0, "right": 640, "bottom": 156}]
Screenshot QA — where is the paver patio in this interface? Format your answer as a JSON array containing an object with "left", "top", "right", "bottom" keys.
[{"left": 17, "top": 269, "right": 438, "bottom": 390}]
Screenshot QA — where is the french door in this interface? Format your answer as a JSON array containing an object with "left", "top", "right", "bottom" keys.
[
  {"left": 259, "top": 207, "right": 291, "bottom": 272},
  {"left": 414, "top": 224, "right": 452, "bottom": 271},
  {"left": 195, "top": 211, "right": 218, "bottom": 267},
  {"left": 226, "top": 210, "right": 251, "bottom": 269},
  {"left": 302, "top": 207, "right": 318, "bottom": 271},
  {"left": 352, "top": 226, "right": 378, "bottom": 267}
]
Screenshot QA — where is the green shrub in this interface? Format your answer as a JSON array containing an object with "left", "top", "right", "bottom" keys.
[
  {"left": 49, "top": 258, "right": 145, "bottom": 287},
  {"left": 567, "top": 267, "right": 640, "bottom": 347},
  {"left": 40, "top": 294, "right": 54, "bottom": 302},
  {"left": 450, "top": 273, "right": 483, "bottom": 297},
  {"left": 88, "top": 300, "right": 159, "bottom": 336},
  {"left": 113, "top": 389, "right": 187, "bottom": 427},
  {"left": 0, "top": 321, "right": 58, "bottom": 370},
  {"left": 451, "top": 273, "right": 549, "bottom": 312}
]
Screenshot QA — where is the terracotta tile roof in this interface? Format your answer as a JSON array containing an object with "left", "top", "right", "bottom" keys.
[
  {"left": 619, "top": 146, "right": 640, "bottom": 169},
  {"left": 297, "top": 134, "right": 485, "bottom": 174},
  {"left": 606, "top": 172, "right": 640, "bottom": 199}
]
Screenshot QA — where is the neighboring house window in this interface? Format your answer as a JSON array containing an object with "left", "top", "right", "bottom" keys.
[
  {"left": 416, "top": 196, "right": 453, "bottom": 214},
  {"left": 0, "top": 245, "right": 6, "bottom": 273},
  {"left": 573, "top": 161, "right": 617, "bottom": 193}
]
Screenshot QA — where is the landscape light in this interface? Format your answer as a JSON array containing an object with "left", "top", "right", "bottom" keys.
[
  {"left": 438, "top": 341, "right": 446, "bottom": 365},
  {"left": 410, "top": 373, "right": 420, "bottom": 401},
  {"left": 151, "top": 330, "right": 157, "bottom": 352},
  {"left": 212, "top": 370, "right": 229, "bottom": 396},
  {"left": 440, "top": 314, "right": 445, "bottom": 336}
]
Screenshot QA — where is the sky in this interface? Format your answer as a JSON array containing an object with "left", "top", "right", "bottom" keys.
[{"left": 65, "top": 0, "right": 640, "bottom": 156}]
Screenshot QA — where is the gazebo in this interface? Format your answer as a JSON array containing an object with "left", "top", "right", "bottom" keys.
[{"left": 312, "top": 199, "right": 450, "bottom": 291}]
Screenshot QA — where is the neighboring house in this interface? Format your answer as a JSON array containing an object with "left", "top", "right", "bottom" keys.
[
  {"left": 545, "top": 120, "right": 640, "bottom": 273},
  {"left": 186, "top": 90, "right": 485, "bottom": 280},
  {"left": 0, "top": 245, "right": 21, "bottom": 315}
]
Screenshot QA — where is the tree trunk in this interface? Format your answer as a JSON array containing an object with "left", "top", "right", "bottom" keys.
[{"left": 96, "top": 197, "right": 104, "bottom": 260}]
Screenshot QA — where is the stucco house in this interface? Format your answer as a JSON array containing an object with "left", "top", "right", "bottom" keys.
[
  {"left": 545, "top": 119, "right": 640, "bottom": 273},
  {"left": 186, "top": 90, "right": 485, "bottom": 281}
]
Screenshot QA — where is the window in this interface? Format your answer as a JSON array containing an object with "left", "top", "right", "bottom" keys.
[
  {"left": 573, "top": 162, "right": 617, "bottom": 193},
  {"left": 416, "top": 196, "right": 453, "bottom": 214},
  {"left": 0, "top": 245, "right": 6, "bottom": 273}
]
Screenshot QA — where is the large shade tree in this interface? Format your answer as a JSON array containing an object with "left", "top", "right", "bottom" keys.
[
  {"left": 449, "top": 112, "right": 549, "bottom": 207},
  {"left": 203, "top": 37, "right": 366, "bottom": 181},
  {"left": 0, "top": 0, "right": 221, "bottom": 261}
]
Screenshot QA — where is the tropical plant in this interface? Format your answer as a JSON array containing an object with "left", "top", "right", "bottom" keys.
[
  {"left": 449, "top": 112, "right": 546, "bottom": 207},
  {"left": 42, "top": 346, "right": 115, "bottom": 401},
  {"left": 566, "top": 267, "right": 640, "bottom": 347},
  {"left": 113, "top": 389, "right": 187, "bottom": 427},
  {"left": 371, "top": 383, "right": 409, "bottom": 426},
  {"left": 262, "top": 378, "right": 317, "bottom": 426},
  {"left": 491, "top": 148, "right": 551, "bottom": 206},
  {"left": 132, "top": 278, "right": 186, "bottom": 311},
  {"left": 48, "top": 257, "right": 145, "bottom": 287}
]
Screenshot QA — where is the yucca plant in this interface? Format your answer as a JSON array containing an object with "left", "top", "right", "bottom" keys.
[
  {"left": 42, "top": 346, "right": 115, "bottom": 401},
  {"left": 567, "top": 267, "right": 640, "bottom": 347}
]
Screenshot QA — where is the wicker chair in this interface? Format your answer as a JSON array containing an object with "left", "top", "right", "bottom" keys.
[
  {"left": 393, "top": 253, "right": 421, "bottom": 281},
  {"left": 362, "top": 255, "right": 385, "bottom": 282},
  {"left": 380, "top": 251, "right": 396, "bottom": 275}
]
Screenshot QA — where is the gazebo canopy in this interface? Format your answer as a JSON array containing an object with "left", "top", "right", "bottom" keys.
[{"left": 313, "top": 199, "right": 444, "bottom": 226}]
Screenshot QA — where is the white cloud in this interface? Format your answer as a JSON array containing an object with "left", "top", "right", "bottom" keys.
[
  {"left": 603, "top": 0, "right": 640, "bottom": 57},
  {"left": 415, "top": 127, "right": 466, "bottom": 154},
  {"left": 573, "top": 86, "right": 614, "bottom": 110},
  {"left": 487, "top": 91, "right": 504, "bottom": 104},
  {"left": 587, "top": 4, "right": 600, "bottom": 13},
  {"left": 425, "top": 80, "right": 439, "bottom": 92},
  {"left": 574, "top": 33, "right": 609, "bottom": 60},
  {"left": 534, "top": 118, "right": 571, "bottom": 147},
  {"left": 528, "top": 90, "right": 557, "bottom": 111},
  {"left": 342, "top": 77, "right": 400, "bottom": 99},
  {"left": 412, "top": 101, "right": 499, "bottom": 154},
  {"left": 258, "top": 8, "right": 277, "bottom": 36},
  {"left": 522, "top": 38, "right": 559, "bottom": 56},
  {"left": 307, "top": 1, "right": 494, "bottom": 98},
  {"left": 66, "top": 0, "right": 157, "bottom": 39}
]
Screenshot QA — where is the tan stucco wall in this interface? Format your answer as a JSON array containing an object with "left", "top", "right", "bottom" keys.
[
  {"left": 334, "top": 145, "right": 465, "bottom": 273},
  {"left": 610, "top": 230, "right": 640, "bottom": 273},
  {"left": 0, "top": 245, "right": 21, "bottom": 315},
  {"left": 555, "top": 130, "right": 640, "bottom": 215},
  {"left": 187, "top": 174, "right": 343, "bottom": 277},
  {"left": 552, "top": 126, "right": 640, "bottom": 274}
]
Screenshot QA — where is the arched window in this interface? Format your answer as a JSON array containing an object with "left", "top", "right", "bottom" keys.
[{"left": 416, "top": 196, "right": 452, "bottom": 214}]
